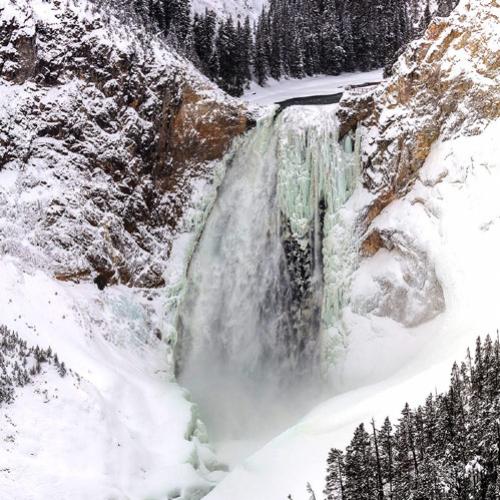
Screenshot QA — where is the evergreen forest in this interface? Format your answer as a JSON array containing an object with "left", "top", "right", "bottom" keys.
[
  {"left": 130, "top": 0, "right": 459, "bottom": 96},
  {"left": 324, "top": 336, "right": 500, "bottom": 500}
]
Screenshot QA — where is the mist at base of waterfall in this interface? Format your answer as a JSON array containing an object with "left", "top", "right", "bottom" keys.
[{"left": 180, "top": 357, "right": 326, "bottom": 465}]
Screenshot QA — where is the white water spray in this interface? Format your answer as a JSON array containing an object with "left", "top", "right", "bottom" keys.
[{"left": 176, "top": 104, "right": 361, "bottom": 462}]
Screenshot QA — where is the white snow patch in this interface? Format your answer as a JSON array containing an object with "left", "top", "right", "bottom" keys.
[{"left": 0, "top": 257, "right": 220, "bottom": 499}]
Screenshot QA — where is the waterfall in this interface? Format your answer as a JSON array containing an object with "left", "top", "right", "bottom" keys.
[{"left": 175, "top": 104, "right": 361, "bottom": 455}]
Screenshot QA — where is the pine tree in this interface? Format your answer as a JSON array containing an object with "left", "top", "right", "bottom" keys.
[
  {"left": 289, "top": 31, "right": 306, "bottom": 79},
  {"left": 324, "top": 448, "right": 346, "bottom": 500},
  {"left": 305, "top": 482, "right": 317, "bottom": 500},
  {"left": 254, "top": 15, "right": 269, "bottom": 85},
  {"left": 321, "top": 0, "right": 345, "bottom": 75},
  {"left": 419, "top": 0, "right": 432, "bottom": 35},
  {"left": 371, "top": 419, "right": 384, "bottom": 500},
  {"left": 393, "top": 403, "right": 419, "bottom": 497},
  {"left": 340, "top": 6, "right": 355, "bottom": 72},
  {"left": 437, "top": 0, "right": 458, "bottom": 17},
  {"left": 344, "top": 423, "right": 377, "bottom": 498},
  {"left": 193, "top": 10, "right": 218, "bottom": 77},
  {"left": 268, "top": 10, "right": 282, "bottom": 80},
  {"left": 241, "top": 16, "right": 253, "bottom": 84},
  {"left": 379, "top": 416, "right": 394, "bottom": 499}
]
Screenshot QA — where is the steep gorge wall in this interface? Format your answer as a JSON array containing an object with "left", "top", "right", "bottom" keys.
[
  {"left": 340, "top": 0, "right": 499, "bottom": 236},
  {"left": 335, "top": 0, "right": 499, "bottom": 327},
  {"left": 0, "top": 0, "right": 252, "bottom": 288}
]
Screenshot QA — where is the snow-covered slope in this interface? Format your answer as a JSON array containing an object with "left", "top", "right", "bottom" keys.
[{"left": 0, "top": 260, "right": 224, "bottom": 499}]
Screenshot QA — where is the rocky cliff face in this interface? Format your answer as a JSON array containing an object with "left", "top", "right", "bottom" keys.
[
  {"left": 341, "top": 0, "right": 499, "bottom": 230},
  {"left": 337, "top": 0, "right": 499, "bottom": 327},
  {"left": 0, "top": 0, "right": 251, "bottom": 288}
]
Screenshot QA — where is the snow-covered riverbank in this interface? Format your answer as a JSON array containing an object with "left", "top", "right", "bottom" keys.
[{"left": 243, "top": 69, "right": 383, "bottom": 105}]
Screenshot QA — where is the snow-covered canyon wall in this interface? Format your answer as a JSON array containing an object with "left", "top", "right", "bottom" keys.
[
  {"left": 0, "top": 0, "right": 253, "bottom": 498},
  {"left": 337, "top": 0, "right": 499, "bottom": 334},
  {"left": 0, "top": 0, "right": 252, "bottom": 289}
]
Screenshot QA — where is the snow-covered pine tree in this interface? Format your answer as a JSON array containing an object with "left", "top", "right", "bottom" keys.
[
  {"left": 339, "top": 6, "right": 355, "bottom": 72},
  {"left": 215, "top": 17, "right": 238, "bottom": 95},
  {"left": 305, "top": 482, "right": 317, "bottom": 500},
  {"left": 437, "top": 0, "right": 459, "bottom": 17},
  {"left": 344, "top": 423, "right": 377, "bottom": 498},
  {"left": 392, "top": 403, "right": 419, "bottom": 497},
  {"left": 379, "top": 416, "right": 394, "bottom": 498},
  {"left": 322, "top": 0, "right": 346, "bottom": 75},
  {"left": 419, "top": 0, "right": 432, "bottom": 35},
  {"left": 324, "top": 448, "right": 346, "bottom": 500},
  {"left": 371, "top": 419, "right": 385, "bottom": 500},
  {"left": 241, "top": 16, "right": 253, "bottom": 84},
  {"left": 193, "top": 9, "right": 218, "bottom": 79},
  {"left": 254, "top": 10, "right": 269, "bottom": 85},
  {"left": 268, "top": 6, "right": 283, "bottom": 81},
  {"left": 168, "top": 0, "right": 192, "bottom": 45}
]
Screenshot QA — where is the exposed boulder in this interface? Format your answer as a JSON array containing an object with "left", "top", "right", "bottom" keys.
[{"left": 352, "top": 232, "right": 445, "bottom": 327}]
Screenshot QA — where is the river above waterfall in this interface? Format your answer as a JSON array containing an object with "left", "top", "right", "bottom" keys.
[{"left": 243, "top": 69, "right": 383, "bottom": 105}]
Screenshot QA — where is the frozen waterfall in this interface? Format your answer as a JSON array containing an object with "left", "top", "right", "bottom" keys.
[{"left": 175, "top": 104, "right": 361, "bottom": 459}]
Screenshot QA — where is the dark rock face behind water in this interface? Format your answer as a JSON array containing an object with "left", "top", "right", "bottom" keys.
[
  {"left": 276, "top": 205, "right": 326, "bottom": 378},
  {"left": 0, "top": 1, "right": 251, "bottom": 287}
]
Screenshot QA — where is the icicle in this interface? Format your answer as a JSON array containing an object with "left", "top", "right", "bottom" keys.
[{"left": 274, "top": 106, "right": 361, "bottom": 359}]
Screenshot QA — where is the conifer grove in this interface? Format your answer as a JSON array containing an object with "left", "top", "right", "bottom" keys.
[
  {"left": 324, "top": 335, "right": 500, "bottom": 500},
  {"left": 127, "top": 0, "right": 459, "bottom": 96}
]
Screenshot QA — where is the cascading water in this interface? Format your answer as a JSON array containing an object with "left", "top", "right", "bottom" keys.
[{"left": 175, "top": 104, "right": 361, "bottom": 461}]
